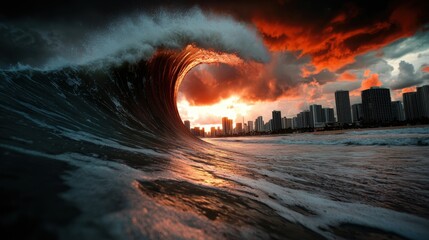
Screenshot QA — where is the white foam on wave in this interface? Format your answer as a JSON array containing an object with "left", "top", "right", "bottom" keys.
[{"left": 29, "top": 8, "right": 269, "bottom": 70}]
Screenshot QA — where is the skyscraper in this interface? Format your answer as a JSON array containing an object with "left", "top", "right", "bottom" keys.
[
  {"left": 322, "top": 108, "right": 335, "bottom": 123},
  {"left": 222, "top": 117, "right": 229, "bottom": 135},
  {"left": 271, "top": 110, "right": 282, "bottom": 131},
  {"left": 235, "top": 123, "right": 243, "bottom": 134},
  {"left": 309, "top": 104, "right": 323, "bottom": 127},
  {"left": 417, "top": 85, "right": 429, "bottom": 118},
  {"left": 247, "top": 121, "right": 253, "bottom": 132},
  {"left": 281, "top": 117, "right": 287, "bottom": 129},
  {"left": 184, "top": 120, "right": 191, "bottom": 131},
  {"left": 297, "top": 110, "right": 310, "bottom": 129},
  {"left": 292, "top": 117, "right": 298, "bottom": 129},
  {"left": 403, "top": 92, "right": 420, "bottom": 121},
  {"left": 391, "top": 101, "right": 405, "bottom": 122},
  {"left": 228, "top": 119, "right": 233, "bottom": 135},
  {"left": 351, "top": 104, "right": 363, "bottom": 123},
  {"left": 255, "top": 116, "right": 264, "bottom": 132},
  {"left": 335, "top": 90, "right": 352, "bottom": 124},
  {"left": 362, "top": 87, "right": 392, "bottom": 124},
  {"left": 210, "top": 127, "right": 216, "bottom": 137}
]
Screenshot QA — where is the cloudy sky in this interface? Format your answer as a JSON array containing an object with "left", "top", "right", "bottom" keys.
[
  {"left": 176, "top": 0, "right": 429, "bottom": 128},
  {"left": 2, "top": 0, "right": 429, "bottom": 128}
]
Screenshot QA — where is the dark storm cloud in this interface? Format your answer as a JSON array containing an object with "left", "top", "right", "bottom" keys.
[
  {"left": 305, "top": 69, "right": 337, "bottom": 85},
  {"left": 0, "top": 25, "right": 58, "bottom": 67},
  {"left": 389, "top": 61, "right": 429, "bottom": 90},
  {"left": 2, "top": 0, "right": 428, "bottom": 70},
  {"left": 382, "top": 30, "right": 429, "bottom": 59},
  {"left": 336, "top": 52, "right": 383, "bottom": 73}
]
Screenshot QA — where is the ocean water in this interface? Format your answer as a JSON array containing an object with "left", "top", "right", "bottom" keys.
[{"left": 204, "top": 127, "right": 429, "bottom": 239}]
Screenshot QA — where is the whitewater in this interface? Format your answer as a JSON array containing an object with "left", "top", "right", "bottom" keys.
[{"left": 1, "top": 8, "right": 429, "bottom": 240}]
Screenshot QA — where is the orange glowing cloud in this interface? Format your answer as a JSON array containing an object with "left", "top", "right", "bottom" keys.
[
  {"left": 422, "top": 66, "right": 429, "bottom": 72},
  {"left": 249, "top": 2, "right": 427, "bottom": 72},
  {"left": 339, "top": 71, "right": 357, "bottom": 81},
  {"left": 401, "top": 87, "right": 416, "bottom": 94},
  {"left": 361, "top": 73, "right": 382, "bottom": 90}
]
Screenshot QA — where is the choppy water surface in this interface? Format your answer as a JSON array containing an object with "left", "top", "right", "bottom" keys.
[{"left": 205, "top": 127, "right": 429, "bottom": 239}]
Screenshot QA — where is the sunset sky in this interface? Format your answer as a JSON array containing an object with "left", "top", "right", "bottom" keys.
[{"left": 174, "top": 0, "right": 429, "bottom": 129}]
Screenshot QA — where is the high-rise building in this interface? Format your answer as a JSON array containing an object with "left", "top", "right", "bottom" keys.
[
  {"left": 184, "top": 120, "right": 191, "bottom": 131},
  {"left": 362, "top": 87, "right": 393, "bottom": 124},
  {"left": 391, "top": 101, "right": 405, "bottom": 122},
  {"left": 247, "top": 121, "right": 254, "bottom": 132},
  {"left": 264, "top": 119, "right": 272, "bottom": 132},
  {"left": 255, "top": 116, "right": 264, "bottom": 132},
  {"left": 351, "top": 104, "right": 363, "bottom": 123},
  {"left": 281, "top": 117, "right": 293, "bottom": 129},
  {"left": 403, "top": 92, "right": 421, "bottom": 121},
  {"left": 210, "top": 127, "right": 216, "bottom": 137},
  {"left": 192, "top": 127, "right": 200, "bottom": 136},
  {"left": 281, "top": 117, "right": 287, "bottom": 129},
  {"left": 292, "top": 117, "right": 298, "bottom": 129},
  {"left": 222, "top": 117, "right": 229, "bottom": 135},
  {"left": 286, "top": 118, "right": 292, "bottom": 129},
  {"left": 335, "top": 90, "right": 352, "bottom": 124},
  {"left": 271, "top": 110, "right": 282, "bottom": 131},
  {"left": 228, "top": 119, "right": 233, "bottom": 135},
  {"left": 417, "top": 85, "right": 429, "bottom": 118},
  {"left": 297, "top": 110, "right": 310, "bottom": 129},
  {"left": 236, "top": 123, "right": 243, "bottom": 134},
  {"left": 322, "top": 108, "right": 335, "bottom": 123},
  {"left": 309, "top": 104, "right": 323, "bottom": 127}
]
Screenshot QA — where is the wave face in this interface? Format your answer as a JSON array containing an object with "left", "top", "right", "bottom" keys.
[
  {"left": 0, "top": 45, "right": 243, "bottom": 159},
  {"left": 0, "top": 8, "right": 266, "bottom": 158},
  {"left": 0, "top": 8, "right": 264, "bottom": 155}
]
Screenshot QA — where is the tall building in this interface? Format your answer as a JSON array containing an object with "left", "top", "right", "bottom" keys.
[
  {"left": 236, "top": 123, "right": 243, "bottom": 134},
  {"left": 297, "top": 111, "right": 310, "bottom": 129},
  {"left": 351, "top": 104, "right": 363, "bottom": 123},
  {"left": 292, "top": 117, "right": 298, "bottom": 129},
  {"left": 403, "top": 92, "right": 421, "bottom": 121},
  {"left": 184, "top": 120, "right": 191, "bottom": 131},
  {"left": 228, "top": 119, "right": 233, "bottom": 135},
  {"left": 210, "top": 127, "right": 216, "bottom": 137},
  {"left": 391, "top": 101, "right": 405, "bottom": 122},
  {"left": 417, "top": 85, "right": 429, "bottom": 118},
  {"left": 309, "top": 104, "right": 323, "bottom": 127},
  {"left": 286, "top": 118, "right": 293, "bottom": 129},
  {"left": 192, "top": 127, "right": 200, "bottom": 136},
  {"left": 271, "top": 110, "right": 282, "bottom": 131},
  {"left": 322, "top": 108, "right": 335, "bottom": 123},
  {"left": 264, "top": 119, "right": 272, "bottom": 132},
  {"left": 362, "top": 87, "right": 393, "bottom": 124},
  {"left": 221, "top": 117, "right": 233, "bottom": 135},
  {"left": 281, "top": 117, "right": 293, "bottom": 129},
  {"left": 335, "top": 90, "right": 352, "bottom": 124},
  {"left": 247, "top": 121, "right": 254, "bottom": 132},
  {"left": 255, "top": 116, "right": 264, "bottom": 132}
]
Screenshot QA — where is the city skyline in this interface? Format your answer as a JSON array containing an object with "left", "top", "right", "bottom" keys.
[{"left": 185, "top": 84, "right": 429, "bottom": 136}]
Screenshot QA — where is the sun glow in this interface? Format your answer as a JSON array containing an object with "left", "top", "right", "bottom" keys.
[{"left": 177, "top": 95, "right": 252, "bottom": 130}]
